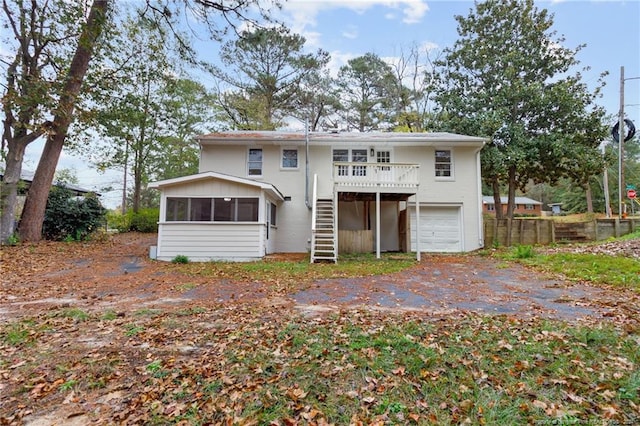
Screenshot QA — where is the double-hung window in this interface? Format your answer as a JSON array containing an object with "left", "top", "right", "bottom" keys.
[
  {"left": 282, "top": 148, "right": 298, "bottom": 169},
  {"left": 333, "top": 148, "right": 369, "bottom": 177},
  {"left": 333, "top": 149, "right": 349, "bottom": 176},
  {"left": 435, "top": 149, "right": 453, "bottom": 178},
  {"left": 248, "top": 148, "right": 263, "bottom": 176},
  {"left": 351, "top": 149, "right": 368, "bottom": 176}
]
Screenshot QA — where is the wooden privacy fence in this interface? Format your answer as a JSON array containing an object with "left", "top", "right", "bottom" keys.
[{"left": 484, "top": 218, "right": 640, "bottom": 247}]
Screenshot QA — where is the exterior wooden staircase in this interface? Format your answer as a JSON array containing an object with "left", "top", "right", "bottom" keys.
[{"left": 311, "top": 198, "right": 337, "bottom": 263}]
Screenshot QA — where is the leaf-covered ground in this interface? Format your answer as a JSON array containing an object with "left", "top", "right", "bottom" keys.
[{"left": 1, "top": 233, "right": 639, "bottom": 424}]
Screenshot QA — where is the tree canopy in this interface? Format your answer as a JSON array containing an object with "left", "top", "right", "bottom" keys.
[
  {"left": 1, "top": 0, "right": 280, "bottom": 242},
  {"left": 212, "top": 26, "right": 329, "bottom": 130},
  {"left": 434, "top": 0, "right": 607, "bottom": 219},
  {"left": 336, "top": 53, "right": 399, "bottom": 132}
]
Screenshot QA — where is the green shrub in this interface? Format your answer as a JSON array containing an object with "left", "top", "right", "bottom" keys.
[
  {"left": 171, "top": 255, "right": 190, "bottom": 264},
  {"left": 42, "top": 187, "right": 106, "bottom": 241},
  {"left": 129, "top": 208, "right": 159, "bottom": 232},
  {"left": 514, "top": 244, "right": 535, "bottom": 259},
  {"left": 108, "top": 208, "right": 159, "bottom": 233},
  {"left": 5, "top": 233, "right": 19, "bottom": 246}
]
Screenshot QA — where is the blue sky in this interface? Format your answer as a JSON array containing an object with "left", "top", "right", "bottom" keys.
[
  {"left": 18, "top": 0, "right": 640, "bottom": 208},
  {"left": 272, "top": 0, "right": 639, "bottom": 122}
]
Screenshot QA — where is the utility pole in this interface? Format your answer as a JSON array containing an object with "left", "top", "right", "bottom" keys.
[
  {"left": 618, "top": 66, "right": 624, "bottom": 219},
  {"left": 618, "top": 67, "right": 640, "bottom": 219}
]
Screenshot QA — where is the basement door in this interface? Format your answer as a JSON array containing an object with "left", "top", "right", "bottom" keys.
[{"left": 410, "top": 205, "right": 462, "bottom": 252}]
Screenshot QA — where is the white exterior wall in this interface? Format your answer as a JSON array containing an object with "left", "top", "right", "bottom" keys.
[
  {"left": 196, "top": 134, "right": 484, "bottom": 254},
  {"left": 199, "top": 144, "right": 318, "bottom": 253},
  {"left": 162, "top": 179, "right": 262, "bottom": 198},
  {"left": 156, "top": 223, "right": 264, "bottom": 261},
  {"left": 155, "top": 178, "right": 270, "bottom": 261},
  {"left": 397, "top": 145, "right": 483, "bottom": 252}
]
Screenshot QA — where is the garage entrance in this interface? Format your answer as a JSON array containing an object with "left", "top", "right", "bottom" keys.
[{"left": 409, "top": 205, "right": 462, "bottom": 252}]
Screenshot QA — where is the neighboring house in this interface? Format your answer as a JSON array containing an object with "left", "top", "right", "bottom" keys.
[
  {"left": 149, "top": 131, "right": 487, "bottom": 262},
  {"left": 482, "top": 196, "right": 543, "bottom": 216},
  {"left": 0, "top": 170, "right": 100, "bottom": 220},
  {"left": 548, "top": 203, "right": 563, "bottom": 215},
  {"left": 0, "top": 170, "right": 101, "bottom": 197}
]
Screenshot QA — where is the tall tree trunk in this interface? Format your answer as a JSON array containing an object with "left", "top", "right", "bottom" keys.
[
  {"left": 586, "top": 185, "right": 594, "bottom": 213},
  {"left": 1, "top": 44, "right": 48, "bottom": 243},
  {"left": 18, "top": 0, "right": 109, "bottom": 242},
  {"left": 506, "top": 166, "right": 517, "bottom": 219},
  {"left": 133, "top": 144, "right": 142, "bottom": 213},
  {"left": 0, "top": 141, "right": 26, "bottom": 241},
  {"left": 491, "top": 178, "right": 503, "bottom": 220}
]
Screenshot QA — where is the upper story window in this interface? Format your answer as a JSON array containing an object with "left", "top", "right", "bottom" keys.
[
  {"left": 166, "top": 197, "right": 259, "bottom": 222},
  {"left": 351, "top": 149, "right": 368, "bottom": 176},
  {"left": 333, "top": 148, "right": 370, "bottom": 176},
  {"left": 248, "top": 148, "right": 263, "bottom": 176},
  {"left": 376, "top": 151, "right": 390, "bottom": 164},
  {"left": 282, "top": 148, "right": 298, "bottom": 169},
  {"left": 435, "top": 149, "right": 453, "bottom": 178},
  {"left": 333, "top": 149, "right": 349, "bottom": 176},
  {"left": 376, "top": 150, "right": 391, "bottom": 171}
]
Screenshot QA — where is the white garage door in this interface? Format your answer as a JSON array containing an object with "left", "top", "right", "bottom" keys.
[{"left": 410, "top": 206, "right": 462, "bottom": 252}]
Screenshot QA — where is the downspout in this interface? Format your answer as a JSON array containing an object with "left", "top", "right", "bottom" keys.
[
  {"left": 476, "top": 143, "right": 486, "bottom": 248},
  {"left": 305, "top": 119, "right": 311, "bottom": 209}
]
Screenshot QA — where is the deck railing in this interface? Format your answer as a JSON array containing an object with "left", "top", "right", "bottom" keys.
[{"left": 333, "top": 162, "right": 419, "bottom": 189}]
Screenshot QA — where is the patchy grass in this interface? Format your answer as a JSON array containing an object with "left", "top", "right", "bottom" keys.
[
  {"left": 1, "top": 308, "right": 637, "bottom": 424},
  {"left": 495, "top": 236, "right": 640, "bottom": 290},
  {"left": 1, "top": 321, "right": 34, "bottom": 346},
  {"left": 526, "top": 253, "right": 640, "bottom": 289},
  {"left": 618, "top": 229, "right": 640, "bottom": 241},
  {"left": 172, "top": 252, "right": 417, "bottom": 292}
]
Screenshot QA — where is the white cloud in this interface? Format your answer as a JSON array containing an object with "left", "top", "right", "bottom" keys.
[
  {"left": 342, "top": 26, "right": 359, "bottom": 39},
  {"left": 280, "top": 1, "right": 430, "bottom": 40},
  {"left": 398, "top": 1, "right": 429, "bottom": 24},
  {"left": 326, "top": 51, "right": 358, "bottom": 76},
  {"left": 420, "top": 41, "right": 439, "bottom": 52}
]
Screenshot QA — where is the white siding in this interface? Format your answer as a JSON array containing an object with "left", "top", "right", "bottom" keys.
[
  {"left": 157, "top": 223, "right": 264, "bottom": 262},
  {"left": 199, "top": 145, "right": 313, "bottom": 253},
  {"left": 196, "top": 137, "right": 484, "bottom": 254},
  {"left": 400, "top": 145, "right": 483, "bottom": 252},
  {"left": 163, "top": 180, "right": 261, "bottom": 198}
]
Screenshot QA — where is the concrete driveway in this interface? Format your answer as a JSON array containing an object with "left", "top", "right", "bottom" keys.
[{"left": 292, "top": 254, "right": 632, "bottom": 321}]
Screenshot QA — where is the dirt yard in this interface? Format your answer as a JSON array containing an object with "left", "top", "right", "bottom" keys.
[
  {"left": 2, "top": 232, "right": 638, "bottom": 323},
  {"left": 1, "top": 233, "right": 639, "bottom": 424}
]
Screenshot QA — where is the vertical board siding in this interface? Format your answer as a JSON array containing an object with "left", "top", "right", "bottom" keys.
[{"left": 338, "top": 230, "right": 374, "bottom": 253}]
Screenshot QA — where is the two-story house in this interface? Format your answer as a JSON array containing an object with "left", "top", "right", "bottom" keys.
[{"left": 148, "top": 131, "right": 486, "bottom": 262}]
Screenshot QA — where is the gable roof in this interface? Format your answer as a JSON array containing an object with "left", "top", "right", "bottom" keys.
[
  {"left": 482, "top": 196, "right": 542, "bottom": 205},
  {"left": 148, "top": 171, "right": 285, "bottom": 201},
  {"left": 0, "top": 170, "right": 101, "bottom": 196},
  {"left": 197, "top": 131, "right": 487, "bottom": 147}
]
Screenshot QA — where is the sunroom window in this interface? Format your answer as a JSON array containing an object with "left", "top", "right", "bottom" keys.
[{"left": 166, "top": 197, "right": 259, "bottom": 222}]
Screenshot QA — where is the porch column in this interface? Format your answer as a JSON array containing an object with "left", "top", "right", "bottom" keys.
[
  {"left": 376, "top": 190, "right": 381, "bottom": 259},
  {"left": 415, "top": 195, "right": 420, "bottom": 262}
]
